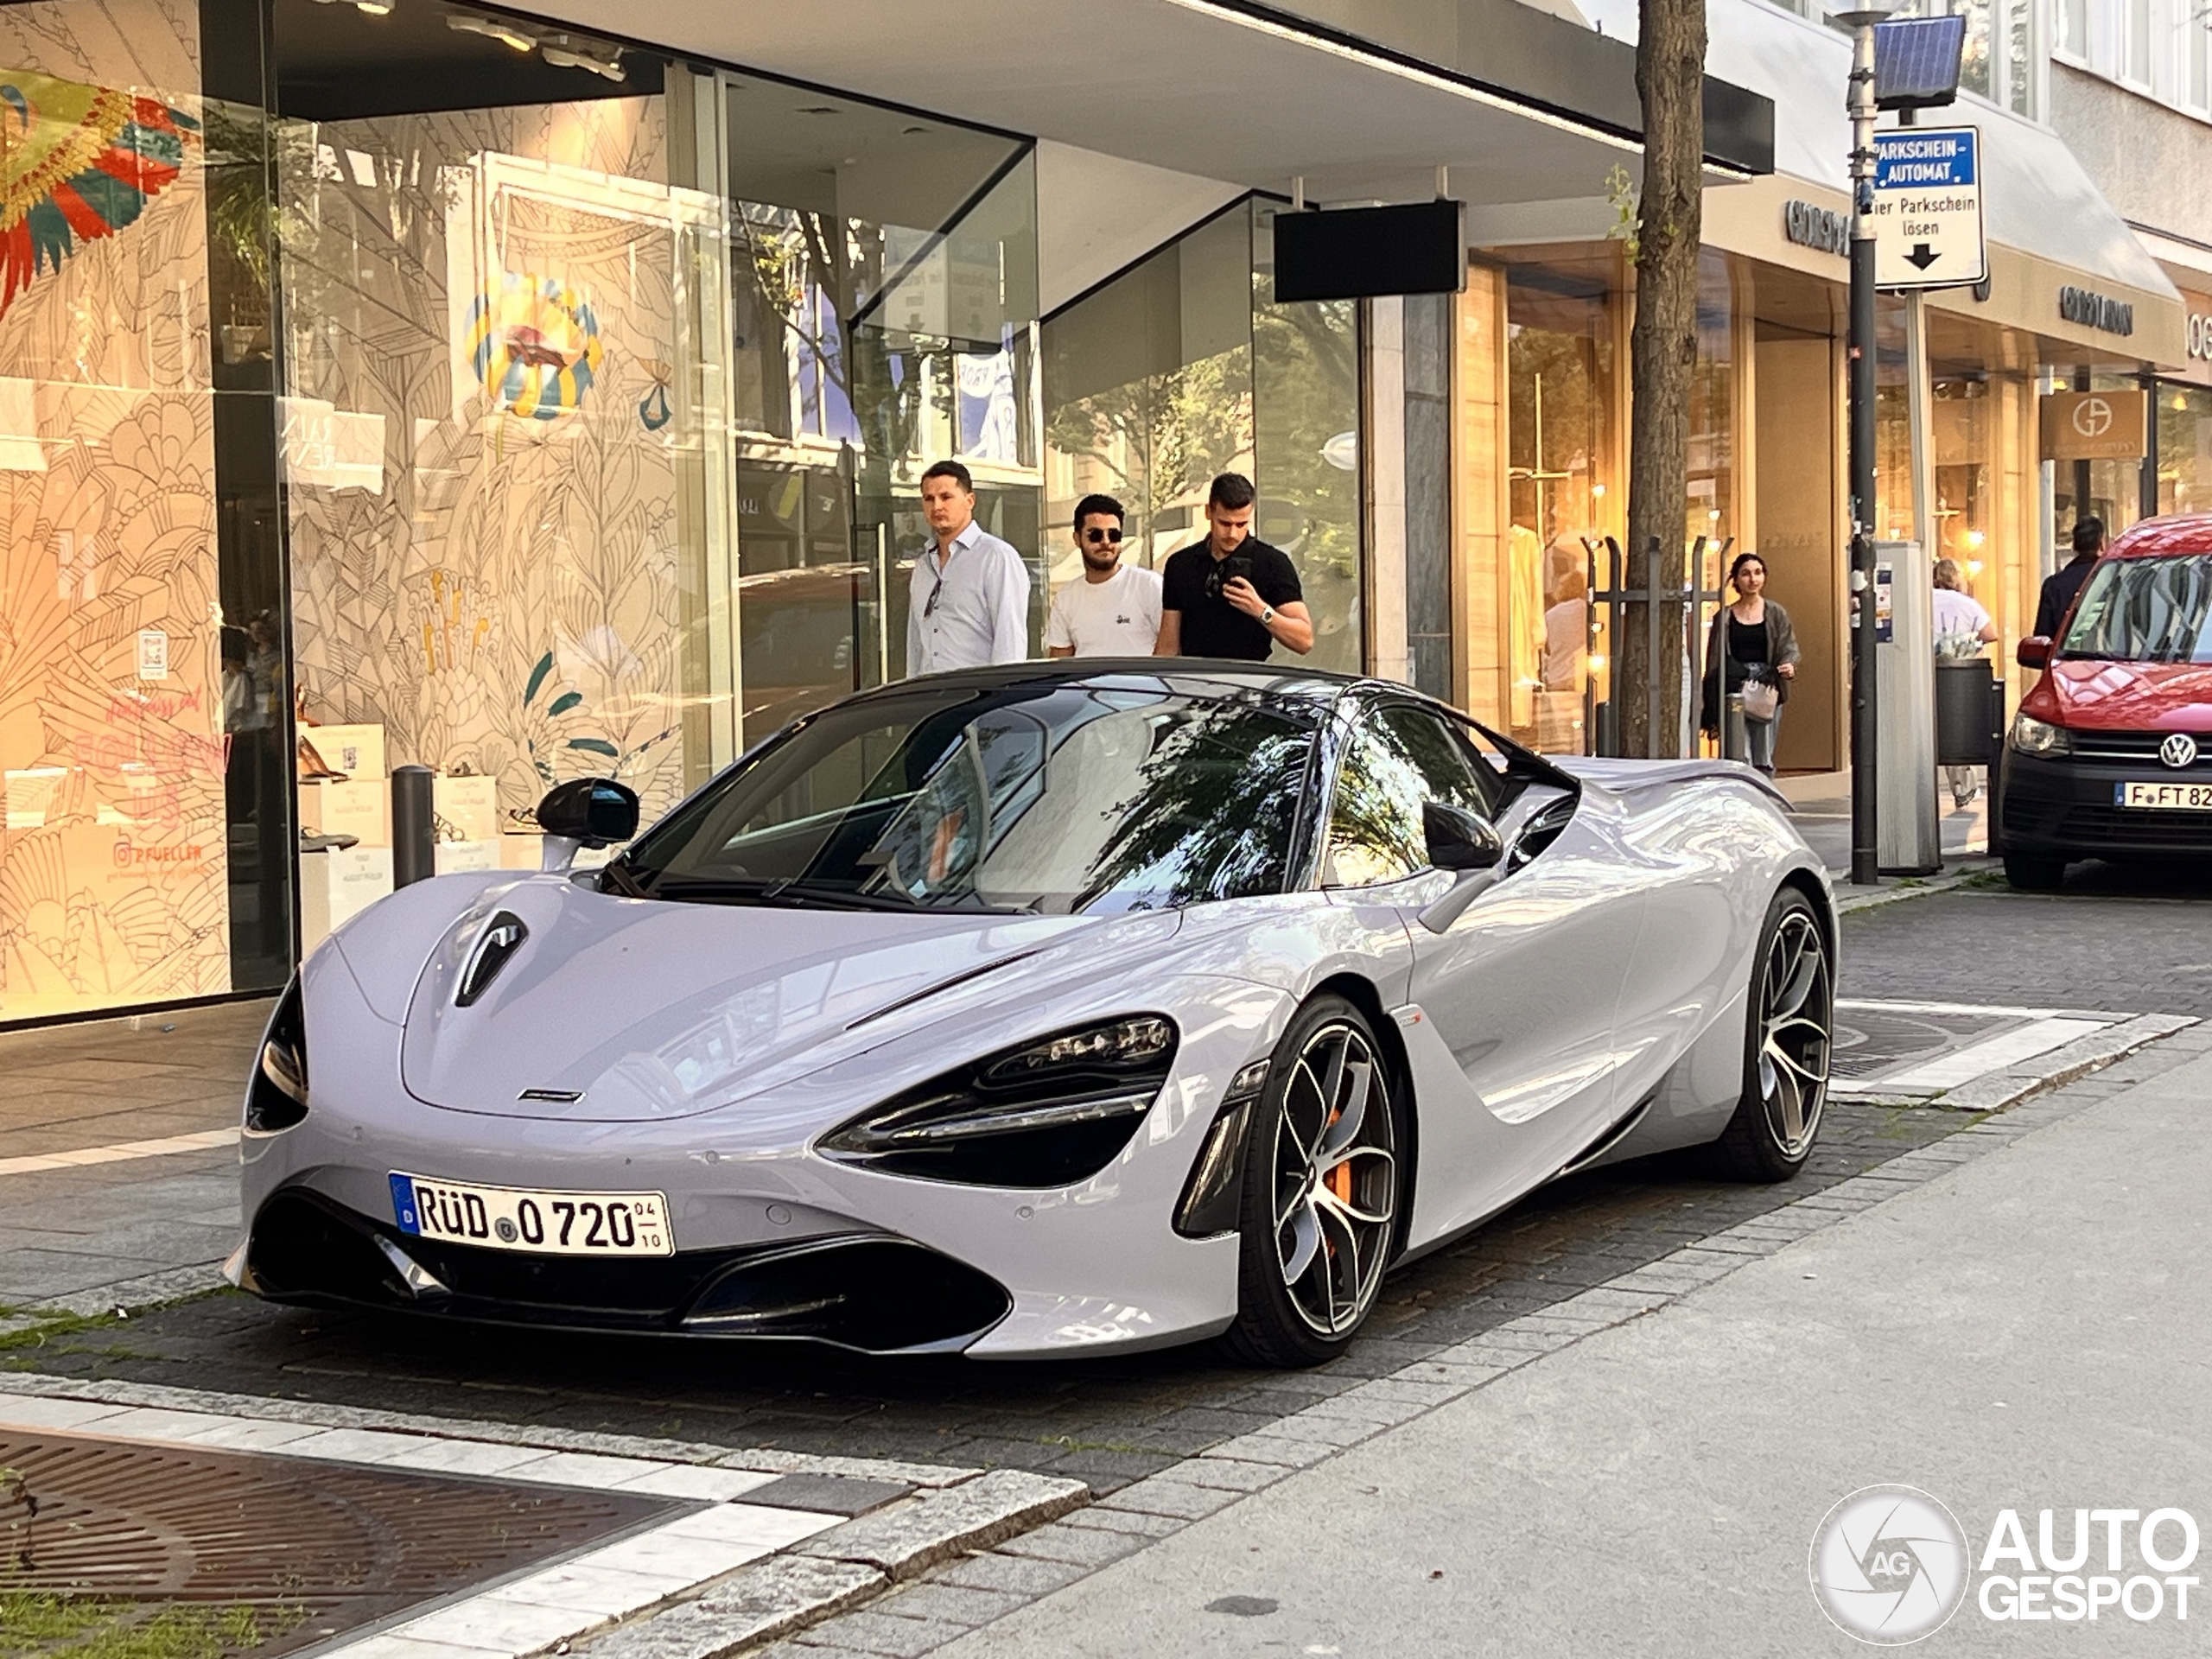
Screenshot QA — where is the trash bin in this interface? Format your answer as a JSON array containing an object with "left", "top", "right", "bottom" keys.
[{"left": 1936, "top": 658, "right": 1996, "bottom": 766}]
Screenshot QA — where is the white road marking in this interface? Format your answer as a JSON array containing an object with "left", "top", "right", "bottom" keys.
[
  {"left": 1833, "top": 1014, "right": 2113, "bottom": 1097},
  {"left": 0, "top": 1127, "right": 236, "bottom": 1177}
]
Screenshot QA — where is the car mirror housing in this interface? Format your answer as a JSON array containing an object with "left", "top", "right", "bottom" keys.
[
  {"left": 536, "top": 778, "right": 639, "bottom": 872},
  {"left": 1423, "top": 801, "right": 1503, "bottom": 872},
  {"left": 2016, "top": 635, "right": 2051, "bottom": 670}
]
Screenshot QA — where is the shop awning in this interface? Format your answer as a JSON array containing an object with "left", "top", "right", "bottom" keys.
[
  {"left": 505, "top": 0, "right": 1771, "bottom": 209},
  {"left": 1603, "top": 0, "right": 2185, "bottom": 371}
]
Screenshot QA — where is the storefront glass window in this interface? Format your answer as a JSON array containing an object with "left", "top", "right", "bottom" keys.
[
  {"left": 1041, "top": 204, "right": 1254, "bottom": 584},
  {"left": 1041, "top": 200, "right": 1363, "bottom": 678},
  {"left": 2, "top": 0, "right": 283, "bottom": 1022},
  {"left": 1253, "top": 203, "right": 1363, "bottom": 677},
  {"left": 2156, "top": 383, "right": 2212, "bottom": 517},
  {"left": 725, "top": 81, "right": 1040, "bottom": 734},
  {"left": 1505, "top": 252, "right": 1618, "bottom": 753},
  {"left": 1687, "top": 250, "right": 1737, "bottom": 599},
  {"left": 1929, "top": 375, "right": 1995, "bottom": 607}
]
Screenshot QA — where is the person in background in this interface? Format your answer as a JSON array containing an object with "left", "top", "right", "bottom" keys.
[
  {"left": 1699, "top": 551, "right": 1800, "bottom": 777},
  {"left": 1542, "top": 568, "right": 1589, "bottom": 691},
  {"left": 2034, "top": 515, "right": 2103, "bottom": 639},
  {"left": 1933, "top": 557, "right": 2000, "bottom": 810},
  {"left": 1155, "top": 473, "right": 1313, "bottom": 660},
  {"left": 907, "top": 460, "right": 1030, "bottom": 675},
  {"left": 1046, "top": 493, "right": 1162, "bottom": 658}
]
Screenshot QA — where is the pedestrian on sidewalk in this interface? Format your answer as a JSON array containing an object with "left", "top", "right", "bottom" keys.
[
  {"left": 2034, "top": 514, "right": 2103, "bottom": 639},
  {"left": 907, "top": 460, "right": 1031, "bottom": 676},
  {"left": 1700, "top": 551, "right": 1799, "bottom": 777},
  {"left": 1933, "top": 556, "right": 1999, "bottom": 809},
  {"left": 1154, "top": 473, "right": 1313, "bottom": 661},
  {"left": 1046, "top": 493, "right": 1162, "bottom": 658}
]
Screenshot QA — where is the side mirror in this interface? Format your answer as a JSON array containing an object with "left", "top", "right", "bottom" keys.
[
  {"left": 1424, "top": 801, "right": 1503, "bottom": 873},
  {"left": 2016, "top": 636, "right": 2051, "bottom": 671},
  {"left": 536, "top": 778, "right": 639, "bottom": 872}
]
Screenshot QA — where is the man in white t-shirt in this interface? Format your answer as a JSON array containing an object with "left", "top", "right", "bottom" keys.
[{"left": 1046, "top": 493, "right": 1162, "bottom": 658}]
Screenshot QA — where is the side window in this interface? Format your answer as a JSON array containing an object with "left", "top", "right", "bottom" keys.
[
  {"left": 1325, "top": 721, "right": 1427, "bottom": 887},
  {"left": 1376, "top": 703, "right": 1498, "bottom": 820}
]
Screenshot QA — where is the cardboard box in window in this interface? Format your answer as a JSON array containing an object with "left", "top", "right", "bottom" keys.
[
  {"left": 305, "top": 723, "right": 385, "bottom": 780},
  {"left": 435, "top": 838, "right": 500, "bottom": 874},
  {"left": 434, "top": 773, "right": 500, "bottom": 843},
  {"left": 299, "top": 842, "right": 392, "bottom": 955},
  {"left": 297, "top": 777, "right": 389, "bottom": 846}
]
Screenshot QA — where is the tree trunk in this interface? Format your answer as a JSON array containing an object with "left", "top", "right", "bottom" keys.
[{"left": 1624, "top": 0, "right": 1707, "bottom": 759}]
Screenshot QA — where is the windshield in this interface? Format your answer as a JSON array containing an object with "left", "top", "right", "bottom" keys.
[
  {"left": 617, "top": 681, "right": 1320, "bottom": 914},
  {"left": 2060, "top": 555, "right": 2212, "bottom": 664}
]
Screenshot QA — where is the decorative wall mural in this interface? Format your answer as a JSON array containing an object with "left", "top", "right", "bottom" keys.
[
  {"left": 0, "top": 0, "right": 227, "bottom": 1023},
  {"left": 0, "top": 69, "right": 201, "bottom": 322},
  {"left": 466, "top": 271, "right": 603, "bottom": 421}
]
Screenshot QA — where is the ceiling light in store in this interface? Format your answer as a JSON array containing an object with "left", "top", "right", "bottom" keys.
[
  {"left": 540, "top": 35, "right": 626, "bottom": 79},
  {"left": 447, "top": 14, "right": 536, "bottom": 52}
]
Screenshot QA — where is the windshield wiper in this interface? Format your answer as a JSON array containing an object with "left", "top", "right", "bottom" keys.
[{"left": 646, "top": 875, "right": 916, "bottom": 912}]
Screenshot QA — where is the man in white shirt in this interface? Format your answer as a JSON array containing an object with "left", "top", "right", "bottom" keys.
[
  {"left": 907, "top": 460, "right": 1031, "bottom": 676},
  {"left": 1046, "top": 493, "right": 1162, "bottom": 658}
]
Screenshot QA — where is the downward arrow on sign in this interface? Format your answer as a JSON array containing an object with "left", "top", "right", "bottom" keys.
[{"left": 1905, "top": 244, "right": 1941, "bottom": 270}]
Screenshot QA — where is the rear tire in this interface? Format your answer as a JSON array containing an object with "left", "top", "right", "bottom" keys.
[
  {"left": 1712, "top": 889, "right": 1833, "bottom": 1184},
  {"left": 2003, "top": 853, "right": 2066, "bottom": 892},
  {"left": 1219, "top": 995, "right": 1402, "bottom": 1368}
]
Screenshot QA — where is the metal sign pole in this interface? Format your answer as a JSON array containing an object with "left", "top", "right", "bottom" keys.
[{"left": 1841, "top": 9, "right": 1887, "bottom": 887}]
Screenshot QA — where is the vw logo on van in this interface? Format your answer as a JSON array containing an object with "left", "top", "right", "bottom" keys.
[{"left": 2160, "top": 733, "right": 2200, "bottom": 769}]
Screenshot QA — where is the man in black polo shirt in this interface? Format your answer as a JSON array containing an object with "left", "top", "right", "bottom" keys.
[{"left": 1154, "top": 473, "right": 1314, "bottom": 660}]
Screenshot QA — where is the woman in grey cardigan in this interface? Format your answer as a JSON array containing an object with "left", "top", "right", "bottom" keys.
[{"left": 1699, "top": 551, "right": 1800, "bottom": 776}]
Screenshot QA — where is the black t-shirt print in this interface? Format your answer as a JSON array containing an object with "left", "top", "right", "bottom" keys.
[{"left": 1159, "top": 538, "right": 1304, "bottom": 660}]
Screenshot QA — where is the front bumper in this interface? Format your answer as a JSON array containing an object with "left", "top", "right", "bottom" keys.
[
  {"left": 241, "top": 1186, "right": 1010, "bottom": 1352},
  {"left": 239, "top": 950, "right": 1281, "bottom": 1357},
  {"left": 1997, "top": 750, "right": 2212, "bottom": 861}
]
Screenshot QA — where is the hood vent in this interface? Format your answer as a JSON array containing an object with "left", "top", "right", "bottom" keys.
[{"left": 455, "top": 912, "right": 528, "bottom": 1007}]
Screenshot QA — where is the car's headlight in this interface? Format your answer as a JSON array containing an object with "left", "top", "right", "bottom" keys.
[
  {"left": 818, "top": 1015, "right": 1178, "bottom": 1187},
  {"left": 245, "top": 976, "right": 309, "bottom": 1134},
  {"left": 2010, "top": 712, "right": 2072, "bottom": 757}
]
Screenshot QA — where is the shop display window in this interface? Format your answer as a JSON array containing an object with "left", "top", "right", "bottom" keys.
[
  {"left": 2156, "top": 383, "right": 2212, "bottom": 518},
  {"left": 1503, "top": 251, "right": 1619, "bottom": 754}
]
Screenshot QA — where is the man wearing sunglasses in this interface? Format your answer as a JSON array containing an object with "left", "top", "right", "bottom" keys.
[
  {"left": 1154, "top": 473, "right": 1313, "bottom": 660},
  {"left": 1046, "top": 493, "right": 1162, "bottom": 658},
  {"left": 907, "top": 460, "right": 1032, "bottom": 676}
]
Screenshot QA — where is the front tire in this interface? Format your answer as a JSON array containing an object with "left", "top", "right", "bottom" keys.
[
  {"left": 1220, "top": 995, "right": 1402, "bottom": 1368},
  {"left": 1712, "top": 889, "right": 1833, "bottom": 1183},
  {"left": 2003, "top": 853, "right": 2066, "bottom": 891}
]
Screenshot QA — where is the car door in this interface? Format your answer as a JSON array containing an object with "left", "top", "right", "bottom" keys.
[{"left": 1339, "top": 702, "right": 1646, "bottom": 1242}]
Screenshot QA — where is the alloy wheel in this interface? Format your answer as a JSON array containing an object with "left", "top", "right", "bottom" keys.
[
  {"left": 1269, "top": 1020, "right": 1396, "bottom": 1338},
  {"left": 1755, "top": 909, "right": 1832, "bottom": 1159}
]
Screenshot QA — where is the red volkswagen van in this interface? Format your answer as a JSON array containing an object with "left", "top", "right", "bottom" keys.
[{"left": 1994, "top": 515, "right": 2212, "bottom": 888}]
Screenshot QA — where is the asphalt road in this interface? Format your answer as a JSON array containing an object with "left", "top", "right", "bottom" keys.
[{"left": 1840, "top": 863, "right": 2212, "bottom": 1016}]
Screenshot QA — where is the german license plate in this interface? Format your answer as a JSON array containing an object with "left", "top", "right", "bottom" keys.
[
  {"left": 2115, "top": 780, "right": 2212, "bottom": 810},
  {"left": 390, "top": 1173, "right": 673, "bottom": 1256}
]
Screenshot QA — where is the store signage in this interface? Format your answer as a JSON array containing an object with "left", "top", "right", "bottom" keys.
[
  {"left": 1783, "top": 200, "right": 1849, "bottom": 257},
  {"left": 2186, "top": 308, "right": 2212, "bottom": 361},
  {"left": 2040, "top": 388, "right": 2148, "bottom": 461},
  {"left": 1871, "top": 126, "right": 1986, "bottom": 289},
  {"left": 2057, "top": 284, "right": 2135, "bottom": 337}
]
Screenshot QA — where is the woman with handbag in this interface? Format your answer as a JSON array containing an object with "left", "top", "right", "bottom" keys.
[{"left": 1700, "top": 551, "right": 1800, "bottom": 776}]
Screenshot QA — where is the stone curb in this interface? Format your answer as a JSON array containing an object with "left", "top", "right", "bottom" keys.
[
  {"left": 772, "top": 1018, "right": 2208, "bottom": 1658},
  {"left": 567, "top": 1465, "right": 1088, "bottom": 1659},
  {"left": 1832, "top": 861, "right": 1993, "bottom": 915},
  {"left": 1929, "top": 1012, "right": 2199, "bottom": 1112},
  {"left": 17, "top": 1261, "right": 229, "bottom": 1321},
  {"left": 0, "top": 1373, "right": 983, "bottom": 1488}
]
